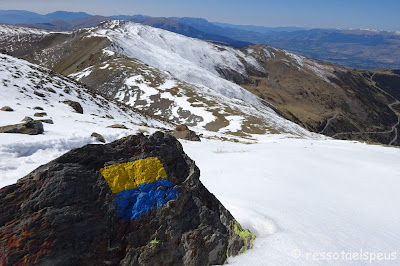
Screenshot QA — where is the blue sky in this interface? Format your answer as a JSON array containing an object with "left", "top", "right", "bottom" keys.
[{"left": 0, "top": 0, "right": 399, "bottom": 31}]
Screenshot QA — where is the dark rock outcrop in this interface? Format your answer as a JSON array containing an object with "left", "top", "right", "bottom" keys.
[
  {"left": 170, "top": 124, "right": 201, "bottom": 142},
  {"left": 0, "top": 132, "right": 254, "bottom": 265},
  {"left": 0, "top": 120, "right": 44, "bottom": 135},
  {"left": 91, "top": 132, "right": 106, "bottom": 143},
  {"left": 0, "top": 106, "right": 13, "bottom": 112},
  {"left": 62, "top": 100, "right": 83, "bottom": 114}
]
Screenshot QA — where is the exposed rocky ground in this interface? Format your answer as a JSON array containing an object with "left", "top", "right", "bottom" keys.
[
  {"left": 242, "top": 45, "right": 400, "bottom": 145},
  {"left": 0, "top": 132, "right": 254, "bottom": 265}
]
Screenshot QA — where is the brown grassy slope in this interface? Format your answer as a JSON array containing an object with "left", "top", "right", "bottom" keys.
[{"left": 242, "top": 45, "right": 399, "bottom": 145}]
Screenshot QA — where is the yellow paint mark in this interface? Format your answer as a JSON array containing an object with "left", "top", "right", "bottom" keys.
[{"left": 100, "top": 157, "right": 167, "bottom": 193}]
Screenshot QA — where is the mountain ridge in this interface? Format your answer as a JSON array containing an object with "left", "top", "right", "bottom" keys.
[
  {"left": 1, "top": 21, "right": 399, "bottom": 146},
  {"left": 2, "top": 10, "right": 400, "bottom": 69}
]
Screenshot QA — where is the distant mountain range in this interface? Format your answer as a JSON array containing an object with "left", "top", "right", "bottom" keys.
[
  {"left": 1, "top": 10, "right": 400, "bottom": 69},
  {"left": 0, "top": 10, "right": 92, "bottom": 24}
]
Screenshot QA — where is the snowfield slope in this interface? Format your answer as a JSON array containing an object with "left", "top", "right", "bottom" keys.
[
  {"left": 182, "top": 137, "right": 400, "bottom": 265},
  {"left": 0, "top": 54, "right": 169, "bottom": 187}
]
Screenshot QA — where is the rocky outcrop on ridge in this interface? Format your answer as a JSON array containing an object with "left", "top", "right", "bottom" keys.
[{"left": 0, "top": 132, "right": 254, "bottom": 265}]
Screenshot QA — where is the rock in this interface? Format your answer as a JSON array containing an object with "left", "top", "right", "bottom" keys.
[
  {"left": 34, "top": 91, "right": 45, "bottom": 98},
  {"left": 62, "top": 100, "right": 83, "bottom": 114},
  {"left": 0, "top": 133, "right": 254, "bottom": 265},
  {"left": 91, "top": 132, "right": 105, "bottom": 143},
  {"left": 107, "top": 124, "right": 128, "bottom": 129},
  {"left": 34, "top": 112, "right": 47, "bottom": 117},
  {"left": 0, "top": 120, "right": 43, "bottom": 135},
  {"left": 0, "top": 106, "right": 13, "bottom": 112},
  {"left": 175, "top": 124, "right": 189, "bottom": 131},
  {"left": 33, "top": 106, "right": 44, "bottom": 110},
  {"left": 47, "top": 87, "right": 56, "bottom": 93},
  {"left": 23, "top": 116, "right": 52, "bottom": 124},
  {"left": 39, "top": 119, "right": 54, "bottom": 124},
  {"left": 21, "top": 116, "right": 34, "bottom": 122},
  {"left": 170, "top": 124, "right": 201, "bottom": 141}
]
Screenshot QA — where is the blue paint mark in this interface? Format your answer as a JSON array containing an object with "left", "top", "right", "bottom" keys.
[{"left": 115, "top": 179, "right": 179, "bottom": 220}]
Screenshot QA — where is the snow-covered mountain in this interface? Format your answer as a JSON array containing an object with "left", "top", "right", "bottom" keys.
[
  {"left": 90, "top": 20, "right": 265, "bottom": 105},
  {"left": 0, "top": 54, "right": 169, "bottom": 187},
  {"left": 0, "top": 21, "right": 313, "bottom": 138},
  {"left": 0, "top": 21, "right": 399, "bottom": 146}
]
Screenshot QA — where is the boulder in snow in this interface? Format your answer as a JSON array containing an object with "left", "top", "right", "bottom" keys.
[
  {"left": 0, "top": 120, "right": 44, "bottom": 135},
  {"left": 62, "top": 100, "right": 83, "bottom": 114},
  {"left": 91, "top": 132, "right": 106, "bottom": 143},
  {"left": 107, "top": 124, "right": 128, "bottom": 129},
  {"left": 21, "top": 116, "right": 33, "bottom": 122},
  {"left": 33, "top": 91, "right": 45, "bottom": 98},
  {"left": 34, "top": 112, "right": 47, "bottom": 117},
  {"left": 170, "top": 124, "right": 201, "bottom": 142},
  {"left": 0, "top": 106, "right": 13, "bottom": 112}
]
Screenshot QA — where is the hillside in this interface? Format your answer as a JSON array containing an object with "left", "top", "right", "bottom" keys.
[
  {"left": 127, "top": 17, "right": 252, "bottom": 48},
  {"left": 0, "top": 22, "right": 399, "bottom": 146},
  {"left": 0, "top": 53, "right": 169, "bottom": 187},
  {"left": 0, "top": 22, "right": 313, "bottom": 139},
  {"left": 242, "top": 45, "right": 400, "bottom": 146}
]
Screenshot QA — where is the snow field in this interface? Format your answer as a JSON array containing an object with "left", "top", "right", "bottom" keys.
[{"left": 182, "top": 138, "right": 400, "bottom": 265}]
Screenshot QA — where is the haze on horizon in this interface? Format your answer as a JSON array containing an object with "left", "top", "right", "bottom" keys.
[{"left": 0, "top": 0, "right": 399, "bottom": 31}]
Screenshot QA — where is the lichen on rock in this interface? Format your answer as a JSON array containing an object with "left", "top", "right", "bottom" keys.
[{"left": 233, "top": 220, "right": 256, "bottom": 253}]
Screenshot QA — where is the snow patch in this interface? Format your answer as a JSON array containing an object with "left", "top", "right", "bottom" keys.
[{"left": 219, "top": 116, "right": 244, "bottom": 133}]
